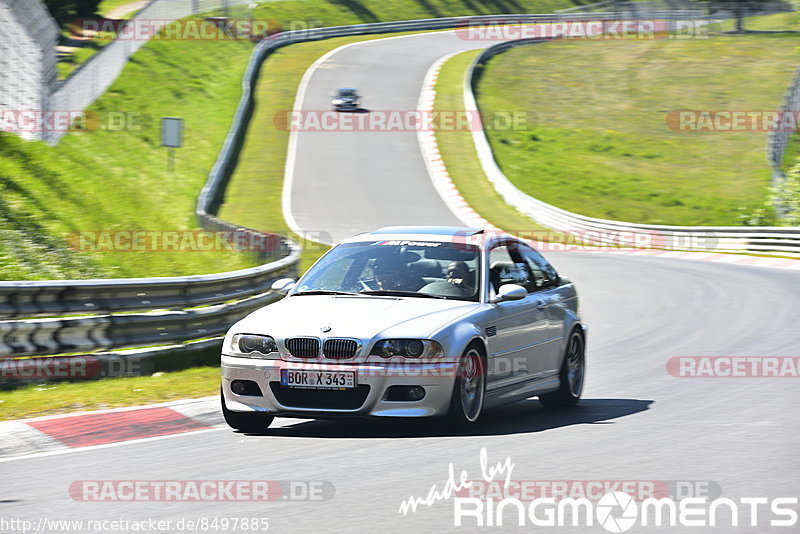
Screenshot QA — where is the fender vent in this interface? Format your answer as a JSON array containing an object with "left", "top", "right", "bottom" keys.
[{"left": 485, "top": 326, "right": 497, "bottom": 337}]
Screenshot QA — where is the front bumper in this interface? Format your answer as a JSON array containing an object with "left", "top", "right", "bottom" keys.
[{"left": 221, "top": 355, "right": 458, "bottom": 419}]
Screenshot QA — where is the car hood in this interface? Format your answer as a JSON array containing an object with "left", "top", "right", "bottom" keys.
[{"left": 234, "top": 294, "right": 478, "bottom": 340}]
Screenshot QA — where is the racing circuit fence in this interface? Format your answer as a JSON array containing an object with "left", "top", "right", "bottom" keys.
[
  {"left": 767, "top": 65, "right": 800, "bottom": 216},
  {"left": 2, "top": 10, "right": 799, "bottom": 369},
  {"left": 464, "top": 39, "right": 800, "bottom": 257}
]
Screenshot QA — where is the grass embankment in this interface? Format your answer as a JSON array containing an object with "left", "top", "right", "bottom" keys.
[
  {"left": 473, "top": 34, "right": 800, "bottom": 225},
  {"left": 1, "top": 34, "right": 260, "bottom": 280}
]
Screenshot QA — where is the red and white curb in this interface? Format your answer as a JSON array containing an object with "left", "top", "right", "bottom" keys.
[
  {"left": 417, "top": 52, "right": 504, "bottom": 234},
  {"left": 0, "top": 396, "right": 223, "bottom": 461},
  {"left": 417, "top": 53, "right": 800, "bottom": 273}
]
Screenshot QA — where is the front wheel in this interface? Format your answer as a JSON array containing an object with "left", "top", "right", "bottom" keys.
[
  {"left": 221, "top": 388, "right": 274, "bottom": 432},
  {"left": 447, "top": 345, "right": 486, "bottom": 428},
  {"left": 539, "top": 330, "right": 585, "bottom": 408}
]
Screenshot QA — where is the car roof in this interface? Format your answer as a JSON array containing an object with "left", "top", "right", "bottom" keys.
[{"left": 337, "top": 88, "right": 357, "bottom": 91}]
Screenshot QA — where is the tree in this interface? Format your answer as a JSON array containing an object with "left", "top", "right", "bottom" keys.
[
  {"left": 43, "top": 0, "right": 103, "bottom": 27},
  {"left": 699, "top": 0, "right": 770, "bottom": 33}
]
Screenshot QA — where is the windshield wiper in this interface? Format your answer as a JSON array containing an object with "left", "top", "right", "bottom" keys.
[
  {"left": 292, "top": 290, "right": 364, "bottom": 296},
  {"left": 358, "top": 290, "right": 449, "bottom": 299}
]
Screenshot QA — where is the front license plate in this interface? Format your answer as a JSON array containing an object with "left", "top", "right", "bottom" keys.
[{"left": 280, "top": 369, "right": 356, "bottom": 389}]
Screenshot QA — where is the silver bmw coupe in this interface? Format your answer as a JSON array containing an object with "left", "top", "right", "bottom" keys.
[{"left": 220, "top": 226, "right": 586, "bottom": 432}]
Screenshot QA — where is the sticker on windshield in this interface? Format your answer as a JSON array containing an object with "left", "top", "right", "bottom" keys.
[{"left": 372, "top": 240, "right": 442, "bottom": 247}]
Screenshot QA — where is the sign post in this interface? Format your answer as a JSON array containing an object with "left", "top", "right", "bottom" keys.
[{"left": 161, "top": 117, "right": 183, "bottom": 173}]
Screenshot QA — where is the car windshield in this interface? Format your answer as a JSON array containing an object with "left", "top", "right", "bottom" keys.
[
  {"left": 338, "top": 89, "right": 357, "bottom": 97},
  {"left": 294, "top": 240, "right": 481, "bottom": 301}
]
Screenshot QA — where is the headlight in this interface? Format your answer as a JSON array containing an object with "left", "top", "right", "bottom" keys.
[
  {"left": 370, "top": 339, "right": 444, "bottom": 359},
  {"left": 230, "top": 334, "right": 278, "bottom": 358}
]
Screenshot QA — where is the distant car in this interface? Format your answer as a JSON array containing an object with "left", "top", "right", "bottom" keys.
[
  {"left": 220, "top": 226, "right": 586, "bottom": 432},
  {"left": 331, "top": 88, "right": 361, "bottom": 111}
]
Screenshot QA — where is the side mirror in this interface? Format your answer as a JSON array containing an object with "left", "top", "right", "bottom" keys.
[
  {"left": 271, "top": 278, "right": 296, "bottom": 296},
  {"left": 491, "top": 284, "right": 527, "bottom": 304}
]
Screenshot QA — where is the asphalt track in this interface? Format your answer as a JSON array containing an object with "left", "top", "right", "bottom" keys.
[{"left": 3, "top": 31, "right": 799, "bottom": 533}]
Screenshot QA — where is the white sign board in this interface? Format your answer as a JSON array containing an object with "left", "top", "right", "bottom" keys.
[{"left": 161, "top": 117, "right": 183, "bottom": 148}]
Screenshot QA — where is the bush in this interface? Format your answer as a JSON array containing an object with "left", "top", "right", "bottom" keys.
[
  {"left": 44, "top": 0, "right": 102, "bottom": 26},
  {"left": 776, "top": 161, "right": 800, "bottom": 225}
]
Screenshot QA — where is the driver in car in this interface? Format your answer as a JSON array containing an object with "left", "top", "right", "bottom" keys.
[
  {"left": 445, "top": 261, "right": 475, "bottom": 293},
  {"left": 373, "top": 257, "right": 426, "bottom": 292}
]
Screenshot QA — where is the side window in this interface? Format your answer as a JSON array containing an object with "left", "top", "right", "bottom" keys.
[
  {"left": 489, "top": 244, "right": 536, "bottom": 293},
  {"left": 520, "top": 246, "right": 559, "bottom": 290}
]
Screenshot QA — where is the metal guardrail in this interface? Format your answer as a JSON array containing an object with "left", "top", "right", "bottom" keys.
[
  {"left": 464, "top": 39, "right": 800, "bottom": 257},
  {"left": 0, "top": 291, "right": 281, "bottom": 358},
  {"left": 0, "top": 249, "right": 298, "bottom": 319}
]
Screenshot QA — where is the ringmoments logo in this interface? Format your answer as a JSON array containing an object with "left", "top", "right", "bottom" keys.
[{"left": 398, "top": 448, "right": 799, "bottom": 530}]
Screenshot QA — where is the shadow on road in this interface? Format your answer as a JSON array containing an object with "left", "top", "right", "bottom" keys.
[{"left": 247, "top": 398, "right": 653, "bottom": 439}]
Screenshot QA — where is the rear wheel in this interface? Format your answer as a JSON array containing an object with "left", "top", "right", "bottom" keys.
[
  {"left": 448, "top": 345, "right": 486, "bottom": 428},
  {"left": 539, "top": 330, "right": 585, "bottom": 408},
  {"left": 221, "top": 388, "right": 274, "bottom": 432}
]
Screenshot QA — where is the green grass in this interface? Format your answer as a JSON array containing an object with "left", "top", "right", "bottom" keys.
[
  {"left": 474, "top": 36, "right": 799, "bottom": 225},
  {"left": 0, "top": 367, "right": 219, "bottom": 421},
  {"left": 0, "top": 33, "right": 259, "bottom": 280},
  {"left": 251, "top": 0, "right": 588, "bottom": 26},
  {"left": 434, "top": 50, "right": 549, "bottom": 234}
]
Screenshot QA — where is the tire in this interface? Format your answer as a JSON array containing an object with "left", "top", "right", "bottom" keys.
[
  {"left": 539, "top": 329, "right": 585, "bottom": 408},
  {"left": 221, "top": 388, "right": 274, "bottom": 433},
  {"left": 447, "top": 344, "right": 486, "bottom": 428}
]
